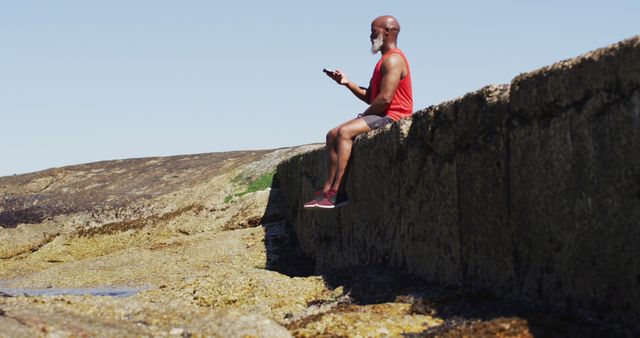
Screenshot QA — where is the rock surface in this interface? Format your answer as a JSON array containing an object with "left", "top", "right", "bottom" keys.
[
  {"left": 1, "top": 146, "right": 329, "bottom": 337},
  {"left": 1, "top": 144, "right": 467, "bottom": 337},
  {"left": 278, "top": 35, "right": 640, "bottom": 335},
  {"left": 0, "top": 295, "right": 291, "bottom": 338}
]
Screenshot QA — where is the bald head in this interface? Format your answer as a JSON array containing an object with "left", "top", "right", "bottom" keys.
[{"left": 372, "top": 15, "right": 401, "bottom": 35}]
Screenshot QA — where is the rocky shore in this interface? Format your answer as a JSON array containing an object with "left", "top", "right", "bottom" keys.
[
  {"left": 1, "top": 144, "right": 631, "bottom": 337},
  {"left": 0, "top": 146, "right": 322, "bottom": 337},
  {"left": 0, "top": 145, "right": 444, "bottom": 337}
]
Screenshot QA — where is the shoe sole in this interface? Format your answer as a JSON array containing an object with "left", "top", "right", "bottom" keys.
[
  {"left": 316, "top": 201, "right": 348, "bottom": 209},
  {"left": 315, "top": 204, "right": 334, "bottom": 209},
  {"left": 303, "top": 204, "right": 318, "bottom": 208}
]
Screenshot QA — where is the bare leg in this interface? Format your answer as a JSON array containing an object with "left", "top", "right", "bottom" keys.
[
  {"left": 323, "top": 128, "right": 339, "bottom": 192},
  {"left": 323, "top": 118, "right": 369, "bottom": 192},
  {"left": 330, "top": 118, "right": 371, "bottom": 192}
]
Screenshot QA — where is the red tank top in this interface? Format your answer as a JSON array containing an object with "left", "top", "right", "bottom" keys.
[{"left": 369, "top": 48, "right": 413, "bottom": 121}]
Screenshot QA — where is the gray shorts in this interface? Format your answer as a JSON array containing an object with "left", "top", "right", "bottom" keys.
[{"left": 362, "top": 115, "right": 393, "bottom": 130}]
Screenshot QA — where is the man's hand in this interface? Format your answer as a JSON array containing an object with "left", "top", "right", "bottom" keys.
[
  {"left": 323, "top": 68, "right": 349, "bottom": 86},
  {"left": 324, "top": 68, "right": 369, "bottom": 104}
]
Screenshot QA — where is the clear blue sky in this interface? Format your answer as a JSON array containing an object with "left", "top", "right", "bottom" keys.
[{"left": 1, "top": 1, "right": 638, "bottom": 176}]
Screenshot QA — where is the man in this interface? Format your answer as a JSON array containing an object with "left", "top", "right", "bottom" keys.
[{"left": 305, "top": 15, "right": 413, "bottom": 209}]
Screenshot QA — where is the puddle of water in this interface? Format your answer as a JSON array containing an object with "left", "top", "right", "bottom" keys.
[{"left": 0, "top": 286, "right": 146, "bottom": 297}]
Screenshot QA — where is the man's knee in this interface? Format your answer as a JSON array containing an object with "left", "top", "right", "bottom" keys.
[
  {"left": 326, "top": 128, "right": 338, "bottom": 143},
  {"left": 337, "top": 125, "right": 365, "bottom": 140},
  {"left": 336, "top": 127, "right": 351, "bottom": 140}
]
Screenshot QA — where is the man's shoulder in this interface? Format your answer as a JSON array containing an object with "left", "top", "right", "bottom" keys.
[{"left": 381, "top": 52, "right": 406, "bottom": 69}]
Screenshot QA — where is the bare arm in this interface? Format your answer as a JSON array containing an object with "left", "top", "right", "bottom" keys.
[
  {"left": 344, "top": 81, "right": 370, "bottom": 104},
  {"left": 361, "top": 54, "right": 405, "bottom": 117},
  {"left": 324, "top": 69, "right": 370, "bottom": 104}
]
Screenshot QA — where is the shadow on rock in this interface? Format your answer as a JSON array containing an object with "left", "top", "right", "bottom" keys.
[
  {"left": 262, "top": 174, "right": 316, "bottom": 278},
  {"left": 320, "top": 265, "right": 632, "bottom": 338}
]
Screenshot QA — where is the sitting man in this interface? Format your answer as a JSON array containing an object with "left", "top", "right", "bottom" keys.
[{"left": 305, "top": 15, "right": 413, "bottom": 209}]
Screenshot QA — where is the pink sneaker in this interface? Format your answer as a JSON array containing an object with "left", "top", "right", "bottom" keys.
[
  {"left": 316, "top": 190, "right": 348, "bottom": 209},
  {"left": 303, "top": 190, "right": 324, "bottom": 208}
]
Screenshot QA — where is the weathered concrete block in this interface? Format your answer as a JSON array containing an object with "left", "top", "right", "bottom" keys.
[
  {"left": 445, "top": 84, "right": 514, "bottom": 290},
  {"left": 455, "top": 84, "right": 510, "bottom": 146},
  {"left": 389, "top": 113, "right": 459, "bottom": 284},
  {"left": 511, "top": 36, "right": 640, "bottom": 118},
  {"left": 457, "top": 136, "right": 513, "bottom": 292},
  {"left": 277, "top": 148, "right": 327, "bottom": 259},
  {"left": 416, "top": 103, "right": 457, "bottom": 161},
  {"left": 337, "top": 119, "right": 412, "bottom": 269},
  {"left": 509, "top": 88, "right": 640, "bottom": 326},
  {"left": 509, "top": 107, "right": 579, "bottom": 301}
]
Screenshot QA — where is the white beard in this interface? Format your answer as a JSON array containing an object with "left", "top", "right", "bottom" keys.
[{"left": 371, "top": 34, "right": 384, "bottom": 54}]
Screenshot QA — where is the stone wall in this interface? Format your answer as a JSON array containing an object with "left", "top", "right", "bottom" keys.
[{"left": 277, "top": 35, "right": 640, "bottom": 331}]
